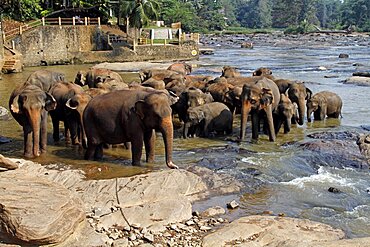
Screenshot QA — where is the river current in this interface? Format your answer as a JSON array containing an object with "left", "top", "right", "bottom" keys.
[{"left": 0, "top": 42, "right": 370, "bottom": 238}]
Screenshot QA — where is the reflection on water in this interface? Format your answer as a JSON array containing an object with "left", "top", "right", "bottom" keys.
[{"left": 1, "top": 44, "right": 370, "bottom": 237}]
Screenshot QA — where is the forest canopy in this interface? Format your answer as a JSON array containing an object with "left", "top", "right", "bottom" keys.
[{"left": 0, "top": 0, "right": 369, "bottom": 33}]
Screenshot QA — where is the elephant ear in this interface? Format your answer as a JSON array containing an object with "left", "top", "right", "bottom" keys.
[
  {"left": 66, "top": 98, "right": 78, "bottom": 110},
  {"left": 135, "top": 100, "right": 147, "bottom": 119},
  {"left": 10, "top": 95, "right": 21, "bottom": 114},
  {"left": 259, "top": 88, "right": 273, "bottom": 110},
  {"left": 44, "top": 93, "right": 57, "bottom": 111}
]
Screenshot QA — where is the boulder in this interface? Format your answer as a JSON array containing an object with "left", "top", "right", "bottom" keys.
[
  {"left": 0, "top": 170, "right": 85, "bottom": 245},
  {"left": 343, "top": 76, "right": 370, "bottom": 86},
  {"left": 202, "top": 215, "right": 345, "bottom": 247}
]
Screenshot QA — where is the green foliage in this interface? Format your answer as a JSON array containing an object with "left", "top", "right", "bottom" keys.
[{"left": 284, "top": 19, "right": 316, "bottom": 34}]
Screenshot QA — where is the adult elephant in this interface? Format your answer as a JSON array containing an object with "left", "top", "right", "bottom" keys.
[
  {"left": 307, "top": 91, "right": 342, "bottom": 122},
  {"left": 25, "top": 70, "right": 65, "bottom": 92},
  {"left": 9, "top": 84, "right": 57, "bottom": 158},
  {"left": 240, "top": 78, "right": 280, "bottom": 142},
  {"left": 167, "top": 62, "right": 192, "bottom": 75},
  {"left": 83, "top": 89, "right": 177, "bottom": 169},
  {"left": 286, "top": 82, "right": 312, "bottom": 125},
  {"left": 75, "top": 68, "right": 126, "bottom": 89},
  {"left": 49, "top": 82, "right": 91, "bottom": 147},
  {"left": 221, "top": 66, "right": 241, "bottom": 78}
]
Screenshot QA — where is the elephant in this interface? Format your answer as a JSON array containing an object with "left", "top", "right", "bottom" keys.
[
  {"left": 184, "top": 75, "right": 213, "bottom": 90},
  {"left": 25, "top": 70, "right": 65, "bottom": 92},
  {"left": 252, "top": 67, "right": 273, "bottom": 77},
  {"left": 307, "top": 91, "right": 343, "bottom": 122},
  {"left": 286, "top": 82, "right": 312, "bottom": 125},
  {"left": 167, "top": 62, "right": 192, "bottom": 75},
  {"left": 240, "top": 78, "right": 280, "bottom": 142},
  {"left": 74, "top": 68, "right": 126, "bottom": 89},
  {"left": 183, "top": 102, "right": 233, "bottom": 138},
  {"left": 141, "top": 78, "right": 166, "bottom": 90},
  {"left": 49, "top": 82, "right": 91, "bottom": 147},
  {"left": 9, "top": 84, "right": 57, "bottom": 158},
  {"left": 221, "top": 66, "right": 241, "bottom": 78},
  {"left": 273, "top": 93, "right": 297, "bottom": 134},
  {"left": 83, "top": 89, "right": 177, "bottom": 169},
  {"left": 139, "top": 69, "right": 183, "bottom": 83},
  {"left": 172, "top": 87, "right": 214, "bottom": 123}
]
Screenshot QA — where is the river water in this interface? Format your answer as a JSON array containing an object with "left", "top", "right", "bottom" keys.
[{"left": 1, "top": 42, "right": 370, "bottom": 238}]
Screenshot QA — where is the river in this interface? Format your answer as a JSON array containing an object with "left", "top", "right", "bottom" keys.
[{"left": 0, "top": 41, "right": 370, "bottom": 238}]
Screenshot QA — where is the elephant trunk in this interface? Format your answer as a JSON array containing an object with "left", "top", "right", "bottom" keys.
[
  {"left": 307, "top": 108, "right": 313, "bottom": 122},
  {"left": 160, "top": 116, "right": 178, "bottom": 169},
  {"left": 265, "top": 105, "right": 276, "bottom": 142},
  {"left": 240, "top": 100, "right": 251, "bottom": 140},
  {"left": 28, "top": 108, "right": 41, "bottom": 157},
  {"left": 297, "top": 99, "right": 306, "bottom": 125},
  {"left": 284, "top": 117, "right": 292, "bottom": 133}
]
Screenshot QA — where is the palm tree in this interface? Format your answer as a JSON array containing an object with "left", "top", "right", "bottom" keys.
[{"left": 120, "top": 0, "right": 160, "bottom": 29}]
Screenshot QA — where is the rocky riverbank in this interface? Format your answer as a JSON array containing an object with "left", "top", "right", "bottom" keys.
[{"left": 1, "top": 129, "right": 370, "bottom": 246}]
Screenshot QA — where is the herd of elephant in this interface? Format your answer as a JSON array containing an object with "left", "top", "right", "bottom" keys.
[{"left": 8, "top": 62, "right": 343, "bottom": 169}]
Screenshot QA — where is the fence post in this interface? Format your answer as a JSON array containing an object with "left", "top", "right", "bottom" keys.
[
  {"left": 12, "top": 40, "right": 15, "bottom": 50},
  {"left": 42, "top": 17, "right": 45, "bottom": 26},
  {"left": 72, "top": 17, "right": 75, "bottom": 26},
  {"left": 19, "top": 26, "right": 22, "bottom": 35},
  {"left": 58, "top": 17, "right": 61, "bottom": 26},
  {"left": 164, "top": 39, "right": 166, "bottom": 46},
  {"left": 84, "top": 17, "right": 87, "bottom": 26},
  {"left": 98, "top": 17, "right": 101, "bottom": 28}
]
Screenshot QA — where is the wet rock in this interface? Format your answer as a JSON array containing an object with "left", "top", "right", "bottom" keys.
[
  {"left": 307, "top": 131, "right": 359, "bottom": 141},
  {"left": 328, "top": 187, "right": 341, "bottom": 193},
  {"left": 298, "top": 139, "right": 368, "bottom": 169},
  {"left": 0, "top": 106, "right": 11, "bottom": 121},
  {"left": 226, "top": 200, "right": 239, "bottom": 209},
  {"left": 339, "top": 53, "right": 349, "bottom": 58},
  {"left": 202, "top": 215, "right": 345, "bottom": 247},
  {"left": 357, "top": 134, "right": 370, "bottom": 159},
  {"left": 241, "top": 42, "right": 253, "bottom": 48},
  {"left": 0, "top": 169, "right": 85, "bottom": 245},
  {"left": 343, "top": 76, "right": 370, "bottom": 86},
  {"left": 201, "top": 206, "right": 226, "bottom": 217}
]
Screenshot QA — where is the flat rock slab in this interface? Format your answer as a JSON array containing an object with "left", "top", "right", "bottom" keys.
[
  {"left": 202, "top": 215, "right": 345, "bottom": 247},
  {"left": 343, "top": 76, "right": 370, "bottom": 86},
  {"left": 0, "top": 170, "right": 85, "bottom": 245}
]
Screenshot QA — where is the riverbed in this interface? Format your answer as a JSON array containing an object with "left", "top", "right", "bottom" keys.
[{"left": 1, "top": 37, "right": 370, "bottom": 238}]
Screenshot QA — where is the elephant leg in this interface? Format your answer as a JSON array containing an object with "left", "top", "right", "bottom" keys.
[
  {"left": 123, "top": 142, "right": 131, "bottom": 150},
  {"left": 85, "top": 142, "right": 96, "bottom": 160},
  {"left": 131, "top": 133, "right": 144, "bottom": 166},
  {"left": 265, "top": 105, "right": 276, "bottom": 142},
  {"left": 320, "top": 108, "right": 327, "bottom": 120},
  {"left": 183, "top": 122, "right": 190, "bottom": 139},
  {"left": 52, "top": 116, "right": 60, "bottom": 142},
  {"left": 64, "top": 120, "right": 71, "bottom": 144},
  {"left": 23, "top": 125, "right": 33, "bottom": 158},
  {"left": 144, "top": 130, "right": 155, "bottom": 163},
  {"left": 40, "top": 111, "right": 48, "bottom": 153},
  {"left": 94, "top": 143, "right": 104, "bottom": 160},
  {"left": 251, "top": 112, "right": 259, "bottom": 140}
]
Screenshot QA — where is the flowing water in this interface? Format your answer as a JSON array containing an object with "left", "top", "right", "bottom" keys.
[{"left": 1, "top": 43, "right": 370, "bottom": 238}]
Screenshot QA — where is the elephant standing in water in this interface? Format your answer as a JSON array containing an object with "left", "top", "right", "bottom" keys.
[
  {"left": 25, "top": 70, "right": 65, "bottom": 92},
  {"left": 240, "top": 78, "right": 280, "bottom": 142},
  {"left": 273, "top": 93, "right": 297, "bottom": 134},
  {"left": 83, "top": 89, "right": 177, "bottom": 169},
  {"left": 9, "top": 84, "right": 57, "bottom": 158},
  {"left": 307, "top": 91, "right": 342, "bottom": 122}
]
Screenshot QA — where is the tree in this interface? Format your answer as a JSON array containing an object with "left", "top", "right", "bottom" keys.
[
  {"left": 341, "top": 0, "right": 370, "bottom": 31},
  {"left": 120, "top": 0, "right": 160, "bottom": 28},
  {"left": 159, "top": 0, "right": 198, "bottom": 32}
]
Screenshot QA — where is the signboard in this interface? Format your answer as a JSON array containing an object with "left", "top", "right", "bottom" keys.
[{"left": 150, "top": 29, "right": 172, "bottom": 40}]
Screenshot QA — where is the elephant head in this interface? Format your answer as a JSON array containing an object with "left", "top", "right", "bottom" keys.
[
  {"left": 134, "top": 92, "right": 177, "bottom": 169},
  {"left": 10, "top": 84, "right": 57, "bottom": 158},
  {"left": 240, "top": 83, "right": 275, "bottom": 141},
  {"left": 287, "top": 82, "right": 312, "bottom": 125},
  {"left": 306, "top": 94, "right": 326, "bottom": 122},
  {"left": 253, "top": 67, "right": 272, "bottom": 76},
  {"left": 274, "top": 93, "right": 296, "bottom": 134},
  {"left": 74, "top": 70, "right": 87, "bottom": 86},
  {"left": 66, "top": 92, "right": 92, "bottom": 148},
  {"left": 221, "top": 66, "right": 241, "bottom": 78},
  {"left": 167, "top": 63, "right": 192, "bottom": 75}
]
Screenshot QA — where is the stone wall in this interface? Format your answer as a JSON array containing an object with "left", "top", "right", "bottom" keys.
[{"left": 11, "top": 25, "right": 198, "bottom": 67}]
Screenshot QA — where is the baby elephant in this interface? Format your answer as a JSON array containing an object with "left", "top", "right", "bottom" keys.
[
  {"left": 273, "top": 93, "right": 297, "bottom": 134},
  {"left": 307, "top": 91, "right": 342, "bottom": 122},
  {"left": 183, "top": 102, "right": 233, "bottom": 138}
]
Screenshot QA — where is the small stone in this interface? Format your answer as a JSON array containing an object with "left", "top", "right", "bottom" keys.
[
  {"left": 106, "top": 238, "right": 114, "bottom": 246},
  {"left": 339, "top": 53, "right": 349, "bottom": 58},
  {"left": 278, "top": 213, "right": 286, "bottom": 217},
  {"left": 143, "top": 232, "right": 154, "bottom": 242},
  {"left": 217, "top": 218, "right": 224, "bottom": 223},
  {"left": 131, "top": 223, "right": 141, "bottom": 229},
  {"left": 170, "top": 224, "right": 177, "bottom": 230},
  {"left": 185, "top": 220, "right": 195, "bottom": 226},
  {"left": 262, "top": 210, "right": 273, "bottom": 215},
  {"left": 141, "top": 227, "right": 148, "bottom": 234},
  {"left": 328, "top": 187, "right": 341, "bottom": 193},
  {"left": 113, "top": 238, "right": 129, "bottom": 247},
  {"left": 318, "top": 66, "right": 327, "bottom": 71},
  {"left": 123, "top": 225, "right": 131, "bottom": 232},
  {"left": 226, "top": 200, "right": 239, "bottom": 209},
  {"left": 201, "top": 206, "right": 226, "bottom": 217},
  {"left": 109, "top": 232, "right": 120, "bottom": 240},
  {"left": 192, "top": 211, "right": 200, "bottom": 217},
  {"left": 93, "top": 207, "right": 104, "bottom": 217},
  {"left": 128, "top": 232, "right": 137, "bottom": 241},
  {"left": 200, "top": 226, "right": 212, "bottom": 231}
]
